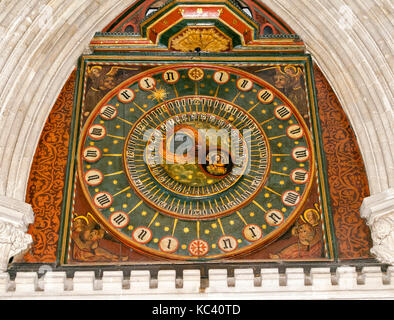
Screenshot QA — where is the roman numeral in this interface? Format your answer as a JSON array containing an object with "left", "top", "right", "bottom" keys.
[
  {"left": 96, "top": 194, "right": 110, "bottom": 206},
  {"left": 240, "top": 80, "right": 249, "bottom": 88},
  {"left": 222, "top": 238, "right": 233, "bottom": 249},
  {"left": 159, "top": 236, "right": 179, "bottom": 253},
  {"left": 113, "top": 214, "right": 126, "bottom": 225},
  {"left": 265, "top": 210, "right": 284, "bottom": 226},
  {"left": 91, "top": 128, "right": 103, "bottom": 136},
  {"left": 260, "top": 92, "right": 271, "bottom": 100},
  {"left": 138, "top": 229, "right": 148, "bottom": 240},
  {"left": 121, "top": 91, "right": 131, "bottom": 99},
  {"left": 258, "top": 89, "right": 274, "bottom": 104},
  {"left": 86, "top": 150, "right": 97, "bottom": 158},
  {"left": 118, "top": 89, "right": 135, "bottom": 103},
  {"left": 214, "top": 71, "right": 229, "bottom": 84},
  {"left": 277, "top": 106, "right": 290, "bottom": 118},
  {"left": 294, "top": 171, "right": 307, "bottom": 181},
  {"left": 290, "top": 127, "right": 301, "bottom": 135},
  {"left": 284, "top": 192, "right": 300, "bottom": 205},
  {"left": 144, "top": 79, "right": 152, "bottom": 88},
  {"left": 87, "top": 174, "right": 100, "bottom": 182},
  {"left": 295, "top": 150, "right": 307, "bottom": 158},
  {"left": 248, "top": 226, "right": 257, "bottom": 238},
  {"left": 165, "top": 72, "right": 175, "bottom": 82},
  {"left": 101, "top": 106, "right": 116, "bottom": 119},
  {"left": 268, "top": 212, "right": 282, "bottom": 224}
]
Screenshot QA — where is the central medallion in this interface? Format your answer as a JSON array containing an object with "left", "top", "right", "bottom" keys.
[{"left": 124, "top": 96, "right": 270, "bottom": 220}]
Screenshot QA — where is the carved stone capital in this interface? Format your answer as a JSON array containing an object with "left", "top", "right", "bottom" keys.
[
  {"left": 0, "top": 196, "right": 34, "bottom": 271},
  {"left": 360, "top": 188, "right": 394, "bottom": 265},
  {"left": 0, "top": 222, "right": 32, "bottom": 270}
]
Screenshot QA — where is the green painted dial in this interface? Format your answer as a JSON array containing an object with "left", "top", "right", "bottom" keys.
[{"left": 78, "top": 64, "right": 314, "bottom": 260}]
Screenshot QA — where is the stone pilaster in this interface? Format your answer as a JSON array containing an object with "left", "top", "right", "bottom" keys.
[
  {"left": 361, "top": 188, "right": 394, "bottom": 265},
  {"left": 0, "top": 196, "right": 34, "bottom": 271}
]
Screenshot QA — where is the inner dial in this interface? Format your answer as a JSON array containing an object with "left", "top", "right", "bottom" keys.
[{"left": 124, "top": 96, "right": 270, "bottom": 219}]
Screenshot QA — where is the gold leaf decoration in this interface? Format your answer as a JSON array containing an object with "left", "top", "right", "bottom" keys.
[{"left": 170, "top": 27, "right": 232, "bottom": 53}]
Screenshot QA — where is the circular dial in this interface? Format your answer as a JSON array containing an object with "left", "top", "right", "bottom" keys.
[
  {"left": 124, "top": 97, "right": 269, "bottom": 220},
  {"left": 78, "top": 64, "right": 315, "bottom": 260}
]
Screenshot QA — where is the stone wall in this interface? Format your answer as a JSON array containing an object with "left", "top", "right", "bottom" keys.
[{"left": 0, "top": 0, "right": 392, "bottom": 297}]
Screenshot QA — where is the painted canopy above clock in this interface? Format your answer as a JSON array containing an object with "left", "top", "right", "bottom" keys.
[{"left": 91, "top": 0, "right": 305, "bottom": 53}]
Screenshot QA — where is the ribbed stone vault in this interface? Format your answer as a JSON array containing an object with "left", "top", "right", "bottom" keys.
[{"left": 0, "top": 0, "right": 392, "bottom": 203}]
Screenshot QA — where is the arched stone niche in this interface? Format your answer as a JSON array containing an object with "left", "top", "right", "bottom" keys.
[{"left": 0, "top": 0, "right": 392, "bottom": 269}]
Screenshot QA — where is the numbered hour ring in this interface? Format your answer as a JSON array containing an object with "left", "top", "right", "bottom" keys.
[{"left": 77, "top": 64, "right": 315, "bottom": 260}]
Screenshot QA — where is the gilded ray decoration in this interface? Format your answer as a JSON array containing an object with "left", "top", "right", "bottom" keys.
[{"left": 170, "top": 27, "right": 232, "bottom": 52}]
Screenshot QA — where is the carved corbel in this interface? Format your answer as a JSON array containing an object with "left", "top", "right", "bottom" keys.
[
  {"left": 361, "top": 188, "right": 394, "bottom": 265},
  {"left": 0, "top": 196, "right": 34, "bottom": 271}
]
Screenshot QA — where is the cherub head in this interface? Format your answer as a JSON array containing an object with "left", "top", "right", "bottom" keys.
[
  {"left": 292, "top": 219, "right": 317, "bottom": 246},
  {"left": 72, "top": 216, "right": 88, "bottom": 232},
  {"left": 81, "top": 224, "right": 105, "bottom": 242},
  {"left": 296, "top": 223, "right": 316, "bottom": 245},
  {"left": 273, "top": 67, "right": 293, "bottom": 92},
  {"left": 284, "top": 65, "right": 304, "bottom": 88},
  {"left": 99, "top": 76, "right": 116, "bottom": 91},
  {"left": 304, "top": 209, "right": 320, "bottom": 226},
  {"left": 274, "top": 72, "right": 288, "bottom": 89},
  {"left": 88, "top": 66, "right": 102, "bottom": 79}
]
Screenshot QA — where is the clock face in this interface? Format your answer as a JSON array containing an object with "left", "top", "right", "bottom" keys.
[{"left": 78, "top": 64, "right": 315, "bottom": 260}]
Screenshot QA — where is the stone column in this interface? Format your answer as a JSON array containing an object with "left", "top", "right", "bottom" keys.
[
  {"left": 0, "top": 196, "right": 34, "bottom": 271},
  {"left": 361, "top": 188, "right": 394, "bottom": 265}
]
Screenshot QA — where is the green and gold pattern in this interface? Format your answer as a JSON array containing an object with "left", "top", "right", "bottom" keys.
[{"left": 76, "top": 64, "right": 315, "bottom": 260}]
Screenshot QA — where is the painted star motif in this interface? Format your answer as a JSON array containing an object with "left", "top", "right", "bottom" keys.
[
  {"left": 189, "top": 239, "right": 209, "bottom": 256},
  {"left": 150, "top": 87, "right": 167, "bottom": 102}
]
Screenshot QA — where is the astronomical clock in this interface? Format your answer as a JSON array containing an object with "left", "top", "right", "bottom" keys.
[{"left": 57, "top": 0, "right": 338, "bottom": 264}]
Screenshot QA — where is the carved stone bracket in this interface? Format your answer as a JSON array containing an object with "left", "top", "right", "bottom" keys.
[
  {"left": 0, "top": 196, "right": 34, "bottom": 271},
  {"left": 361, "top": 188, "right": 394, "bottom": 265}
]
